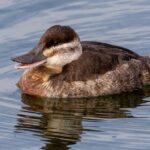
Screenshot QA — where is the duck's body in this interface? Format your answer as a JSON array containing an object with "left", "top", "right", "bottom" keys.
[{"left": 12, "top": 25, "right": 150, "bottom": 98}]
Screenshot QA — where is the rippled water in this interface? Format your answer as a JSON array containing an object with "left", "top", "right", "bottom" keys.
[{"left": 1, "top": 0, "right": 150, "bottom": 150}]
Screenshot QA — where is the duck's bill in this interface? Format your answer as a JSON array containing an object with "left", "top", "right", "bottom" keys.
[
  {"left": 11, "top": 44, "right": 47, "bottom": 69},
  {"left": 14, "top": 59, "right": 47, "bottom": 69}
]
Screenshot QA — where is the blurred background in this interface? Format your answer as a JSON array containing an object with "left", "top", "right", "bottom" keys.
[{"left": 1, "top": 0, "right": 150, "bottom": 150}]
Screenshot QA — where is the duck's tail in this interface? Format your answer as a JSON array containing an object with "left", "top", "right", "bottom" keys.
[{"left": 141, "top": 55, "right": 150, "bottom": 85}]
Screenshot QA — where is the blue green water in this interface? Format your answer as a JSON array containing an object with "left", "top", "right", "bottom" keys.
[{"left": 1, "top": 0, "right": 150, "bottom": 150}]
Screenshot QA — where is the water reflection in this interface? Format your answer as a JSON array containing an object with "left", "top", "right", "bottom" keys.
[{"left": 15, "top": 90, "right": 147, "bottom": 150}]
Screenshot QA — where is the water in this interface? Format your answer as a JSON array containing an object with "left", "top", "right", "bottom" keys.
[{"left": 1, "top": 0, "right": 150, "bottom": 150}]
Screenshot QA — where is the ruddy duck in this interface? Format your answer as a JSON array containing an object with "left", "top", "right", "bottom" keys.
[{"left": 11, "top": 25, "right": 150, "bottom": 98}]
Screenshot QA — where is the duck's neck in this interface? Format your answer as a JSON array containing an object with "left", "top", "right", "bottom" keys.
[{"left": 28, "top": 66, "right": 62, "bottom": 82}]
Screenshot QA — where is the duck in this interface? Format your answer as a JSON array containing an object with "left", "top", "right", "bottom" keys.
[{"left": 11, "top": 25, "right": 150, "bottom": 98}]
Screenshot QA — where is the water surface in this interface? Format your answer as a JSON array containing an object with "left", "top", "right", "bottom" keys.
[{"left": 1, "top": 0, "right": 150, "bottom": 150}]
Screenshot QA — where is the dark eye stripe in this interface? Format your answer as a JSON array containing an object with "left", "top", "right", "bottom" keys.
[{"left": 45, "top": 40, "right": 65, "bottom": 48}]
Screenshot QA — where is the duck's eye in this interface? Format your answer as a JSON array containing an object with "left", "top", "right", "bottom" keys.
[
  {"left": 46, "top": 40, "right": 58, "bottom": 48},
  {"left": 54, "top": 41, "right": 58, "bottom": 44}
]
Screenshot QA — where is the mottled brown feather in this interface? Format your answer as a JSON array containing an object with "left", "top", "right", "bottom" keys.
[{"left": 50, "top": 41, "right": 142, "bottom": 82}]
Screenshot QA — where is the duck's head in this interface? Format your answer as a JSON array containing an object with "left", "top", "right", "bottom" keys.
[{"left": 11, "top": 25, "right": 82, "bottom": 70}]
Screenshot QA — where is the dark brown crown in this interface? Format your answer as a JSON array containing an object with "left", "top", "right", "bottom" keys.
[{"left": 38, "top": 25, "right": 79, "bottom": 48}]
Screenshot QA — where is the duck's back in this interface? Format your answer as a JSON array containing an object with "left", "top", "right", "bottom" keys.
[{"left": 50, "top": 41, "right": 142, "bottom": 82}]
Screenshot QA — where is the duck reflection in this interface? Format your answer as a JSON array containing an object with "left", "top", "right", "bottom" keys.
[{"left": 16, "top": 90, "right": 148, "bottom": 150}]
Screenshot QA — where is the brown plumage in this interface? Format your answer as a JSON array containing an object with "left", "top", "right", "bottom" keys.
[
  {"left": 12, "top": 25, "right": 150, "bottom": 98},
  {"left": 50, "top": 41, "right": 142, "bottom": 83}
]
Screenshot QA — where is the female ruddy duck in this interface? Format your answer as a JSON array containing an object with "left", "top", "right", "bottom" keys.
[{"left": 11, "top": 25, "right": 150, "bottom": 98}]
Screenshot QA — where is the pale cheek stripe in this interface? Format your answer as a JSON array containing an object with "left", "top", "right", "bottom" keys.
[
  {"left": 44, "top": 39, "right": 82, "bottom": 67},
  {"left": 43, "top": 39, "right": 81, "bottom": 57}
]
